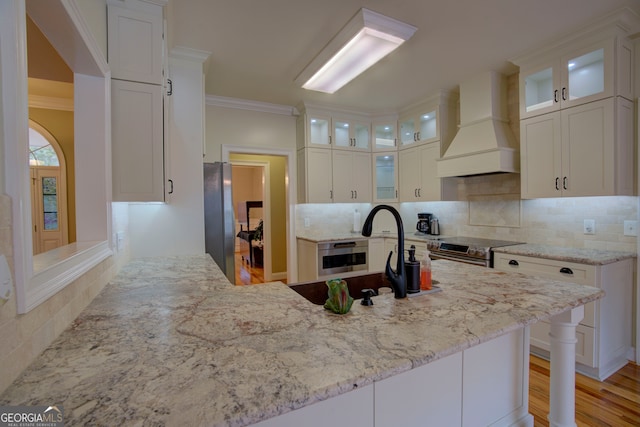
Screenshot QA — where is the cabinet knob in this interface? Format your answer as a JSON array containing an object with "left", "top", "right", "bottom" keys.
[
  {"left": 559, "top": 267, "right": 573, "bottom": 275},
  {"left": 508, "top": 259, "right": 519, "bottom": 266}
]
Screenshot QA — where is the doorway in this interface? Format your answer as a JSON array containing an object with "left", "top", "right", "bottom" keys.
[
  {"left": 225, "top": 147, "right": 293, "bottom": 284},
  {"left": 28, "top": 123, "right": 69, "bottom": 255},
  {"left": 231, "top": 163, "right": 267, "bottom": 285}
]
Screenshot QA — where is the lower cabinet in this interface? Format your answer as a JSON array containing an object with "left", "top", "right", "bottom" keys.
[
  {"left": 255, "top": 329, "right": 530, "bottom": 427},
  {"left": 494, "top": 253, "right": 634, "bottom": 380}
]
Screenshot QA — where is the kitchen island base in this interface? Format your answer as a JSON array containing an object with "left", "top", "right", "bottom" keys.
[{"left": 256, "top": 328, "right": 533, "bottom": 427}]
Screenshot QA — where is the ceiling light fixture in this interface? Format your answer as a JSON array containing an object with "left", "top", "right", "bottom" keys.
[{"left": 295, "top": 8, "right": 417, "bottom": 94}]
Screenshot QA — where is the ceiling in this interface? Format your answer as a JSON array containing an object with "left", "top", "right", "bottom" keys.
[{"left": 168, "top": 0, "right": 640, "bottom": 112}]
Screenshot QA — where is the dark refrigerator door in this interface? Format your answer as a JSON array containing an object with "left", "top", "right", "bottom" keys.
[{"left": 204, "top": 162, "right": 235, "bottom": 284}]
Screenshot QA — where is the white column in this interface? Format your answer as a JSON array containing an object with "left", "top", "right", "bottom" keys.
[{"left": 547, "top": 305, "right": 584, "bottom": 427}]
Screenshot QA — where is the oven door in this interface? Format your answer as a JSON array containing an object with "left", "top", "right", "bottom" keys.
[
  {"left": 318, "top": 241, "right": 368, "bottom": 277},
  {"left": 430, "top": 251, "right": 490, "bottom": 267}
]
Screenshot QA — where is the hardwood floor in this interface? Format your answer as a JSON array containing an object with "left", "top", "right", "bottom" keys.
[
  {"left": 529, "top": 355, "right": 640, "bottom": 426},
  {"left": 234, "top": 251, "right": 264, "bottom": 285}
]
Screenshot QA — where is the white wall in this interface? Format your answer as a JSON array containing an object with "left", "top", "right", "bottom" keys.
[{"left": 204, "top": 104, "right": 296, "bottom": 162}]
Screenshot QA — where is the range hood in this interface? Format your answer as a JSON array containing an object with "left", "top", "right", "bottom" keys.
[{"left": 437, "top": 71, "right": 519, "bottom": 177}]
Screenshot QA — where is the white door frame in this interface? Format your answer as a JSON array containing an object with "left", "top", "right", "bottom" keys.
[{"left": 222, "top": 145, "right": 297, "bottom": 284}]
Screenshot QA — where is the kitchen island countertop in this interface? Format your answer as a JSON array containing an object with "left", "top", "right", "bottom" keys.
[{"left": 0, "top": 255, "right": 603, "bottom": 426}]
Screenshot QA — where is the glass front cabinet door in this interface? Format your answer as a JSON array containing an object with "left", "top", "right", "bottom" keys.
[
  {"left": 307, "top": 114, "right": 332, "bottom": 147},
  {"left": 333, "top": 119, "right": 370, "bottom": 150},
  {"left": 519, "top": 39, "right": 616, "bottom": 119},
  {"left": 373, "top": 152, "right": 398, "bottom": 202},
  {"left": 373, "top": 122, "right": 397, "bottom": 151},
  {"left": 399, "top": 109, "right": 438, "bottom": 148}
]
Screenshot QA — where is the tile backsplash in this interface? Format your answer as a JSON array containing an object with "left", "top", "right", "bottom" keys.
[{"left": 296, "top": 175, "right": 638, "bottom": 253}]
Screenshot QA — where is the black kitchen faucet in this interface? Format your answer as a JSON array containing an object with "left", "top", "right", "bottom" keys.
[{"left": 361, "top": 205, "right": 407, "bottom": 298}]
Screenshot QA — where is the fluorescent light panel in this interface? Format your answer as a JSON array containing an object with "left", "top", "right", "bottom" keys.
[{"left": 296, "top": 8, "right": 416, "bottom": 94}]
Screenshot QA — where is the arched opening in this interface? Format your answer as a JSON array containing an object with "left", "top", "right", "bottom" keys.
[{"left": 28, "top": 122, "right": 68, "bottom": 254}]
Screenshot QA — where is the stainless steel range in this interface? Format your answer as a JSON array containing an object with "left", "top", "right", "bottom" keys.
[{"left": 426, "top": 237, "right": 524, "bottom": 267}]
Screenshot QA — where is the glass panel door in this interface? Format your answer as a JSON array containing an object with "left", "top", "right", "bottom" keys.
[
  {"left": 334, "top": 120, "right": 350, "bottom": 148},
  {"left": 374, "top": 153, "right": 397, "bottom": 201},
  {"left": 374, "top": 124, "right": 396, "bottom": 149},
  {"left": 308, "top": 116, "right": 330, "bottom": 146},
  {"left": 419, "top": 110, "right": 437, "bottom": 141},
  {"left": 524, "top": 67, "right": 554, "bottom": 113},
  {"left": 42, "top": 177, "right": 58, "bottom": 231},
  {"left": 567, "top": 48, "right": 604, "bottom": 102},
  {"left": 400, "top": 118, "right": 415, "bottom": 146},
  {"left": 353, "top": 123, "right": 369, "bottom": 149}
]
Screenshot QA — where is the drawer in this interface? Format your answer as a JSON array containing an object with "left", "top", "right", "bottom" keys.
[
  {"left": 530, "top": 320, "right": 595, "bottom": 367},
  {"left": 493, "top": 254, "right": 595, "bottom": 285}
]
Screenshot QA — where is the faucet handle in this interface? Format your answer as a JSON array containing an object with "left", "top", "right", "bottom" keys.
[{"left": 361, "top": 289, "right": 375, "bottom": 306}]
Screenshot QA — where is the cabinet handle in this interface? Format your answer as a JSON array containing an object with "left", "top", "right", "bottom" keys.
[
  {"left": 560, "top": 267, "right": 573, "bottom": 275},
  {"left": 417, "top": 131, "right": 421, "bottom": 141},
  {"left": 167, "top": 79, "right": 173, "bottom": 96},
  {"left": 555, "top": 177, "right": 560, "bottom": 191},
  {"left": 354, "top": 190, "right": 357, "bottom": 199},
  {"left": 554, "top": 89, "right": 558, "bottom": 103},
  {"left": 168, "top": 179, "right": 174, "bottom": 194},
  {"left": 414, "top": 189, "right": 418, "bottom": 197},
  {"left": 329, "top": 136, "right": 332, "bottom": 145},
  {"left": 563, "top": 176, "right": 567, "bottom": 190},
  {"left": 394, "top": 138, "right": 397, "bottom": 147},
  {"left": 330, "top": 190, "right": 333, "bottom": 199},
  {"left": 417, "top": 188, "right": 421, "bottom": 197},
  {"left": 508, "top": 259, "right": 519, "bottom": 266},
  {"left": 562, "top": 87, "right": 567, "bottom": 101}
]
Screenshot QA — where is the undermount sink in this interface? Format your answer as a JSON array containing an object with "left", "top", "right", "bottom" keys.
[{"left": 290, "top": 273, "right": 392, "bottom": 305}]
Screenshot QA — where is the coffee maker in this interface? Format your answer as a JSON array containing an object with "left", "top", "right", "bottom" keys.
[{"left": 416, "top": 213, "right": 433, "bottom": 234}]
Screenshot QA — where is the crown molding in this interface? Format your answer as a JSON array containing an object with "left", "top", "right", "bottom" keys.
[
  {"left": 29, "top": 95, "right": 74, "bottom": 111},
  {"left": 206, "top": 95, "right": 298, "bottom": 116}
]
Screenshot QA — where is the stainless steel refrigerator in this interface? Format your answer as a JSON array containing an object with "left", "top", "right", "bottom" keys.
[{"left": 204, "top": 162, "right": 235, "bottom": 284}]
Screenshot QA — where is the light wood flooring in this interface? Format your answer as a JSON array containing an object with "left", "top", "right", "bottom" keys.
[
  {"left": 234, "top": 250, "right": 264, "bottom": 285},
  {"left": 529, "top": 355, "right": 640, "bottom": 426}
]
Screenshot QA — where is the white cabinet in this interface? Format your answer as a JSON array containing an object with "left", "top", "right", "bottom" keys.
[
  {"left": 297, "top": 148, "right": 333, "bottom": 203},
  {"left": 375, "top": 329, "right": 530, "bottom": 427},
  {"left": 297, "top": 113, "right": 332, "bottom": 149},
  {"left": 521, "top": 97, "right": 634, "bottom": 198},
  {"left": 398, "top": 106, "right": 438, "bottom": 148},
  {"left": 107, "top": 3, "right": 164, "bottom": 85},
  {"left": 109, "top": 0, "right": 169, "bottom": 202},
  {"left": 332, "top": 151, "right": 371, "bottom": 202},
  {"left": 255, "top": 384, "right": 373, "bottom": 427},
  {"left": 333, "top": 118, "right": 370, "bottom": 150},
  {"left": 517, "top": 37, "right": 633, "bottom": 120},
  {"left": 399, "top": 143, "right": 456, "bottom": 202},
  {"left": 111, "top": 79, "right": 164, "bottom": 202},
  {"left": 372, "top": 118, "right": 398, "bottom": 151},
  {"left": 494, "top": 253, "right": 634, "bottom": 380},
  {"left": 372, "top": 152, "right": 397, "bottom": 202},
  {"left": 368, "top": 238, "right": 386, "bottom": 273}
]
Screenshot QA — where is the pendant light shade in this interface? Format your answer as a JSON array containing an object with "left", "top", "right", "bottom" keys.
[{"left": 295, "top": 8, "right": 417, "bottom": 94}]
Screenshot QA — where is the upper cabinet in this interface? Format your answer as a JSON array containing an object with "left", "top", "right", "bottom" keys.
[
  {"left": 108, "top": 0, "right": 170, "bottom": 202},
  {"left": 513, "top": 10, "right": 638, "bottom": 199},
  {"left": 333, "top": 118, "right": 370, "bottom": 151},
  {"left": 514, "top": 15, "right": 635, "bottom": 121},
  {"left": 372, "top": 117, "right": 398, "bottom": 151},
  {"left": 107, "top": 3, "right": 164, "bottom": 85},
  {"left": 296, "top": 104, "right": 371, "bottom": 151},
  {"left": 398, "top": 107, "right": 438, "bottom": 148}
]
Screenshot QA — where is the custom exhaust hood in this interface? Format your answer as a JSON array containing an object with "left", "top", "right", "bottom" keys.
[{"left": 436, "top": 71, "right": 519, "bottom": 177}]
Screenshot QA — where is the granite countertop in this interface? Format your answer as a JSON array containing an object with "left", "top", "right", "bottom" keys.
[
  {"left": 0, "top": 255, "right": 603, "bottom": 426},
  {"left": 493, "top": 243, "right": 636, "bottom": 265}
]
